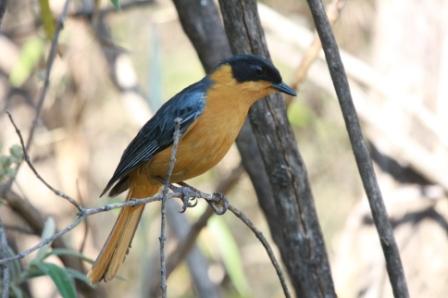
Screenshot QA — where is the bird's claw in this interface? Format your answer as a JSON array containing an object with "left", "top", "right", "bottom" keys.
[
  {"left": 168, "top": 183, "right": 198, "bottom": 213},
  {"left": 179, "top": 195, "right": 198, "bottom": 213},
  {"left": 169, "top": 182, "right": 228, "bottom": 214},
  {"left": 208, "top": 192, "right": 229, "bottom": 215}
]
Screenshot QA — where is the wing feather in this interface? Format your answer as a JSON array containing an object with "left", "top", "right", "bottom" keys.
[{"left": 100, "top": 78, "right": 210, "bottom": 197}]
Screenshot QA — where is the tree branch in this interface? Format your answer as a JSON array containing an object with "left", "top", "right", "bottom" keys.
[
  {"left": 159, "top": 118, "right": 182, "bottom": 298},
  {"left": 305, "top": 0, "right": 409, "bottom": 297},
  {"left": 146, "top": 164, "right": 242, "bottom": 295},
  {"left": 227, "top": 204, "right": 291, "bottom": 298},
  {"left": 71, "top": 0, "right": 154, "bottom": 19},
  {"left": 2, "top": 0, "right": 72, "bottom": 195},
  {"left": 0, "top": 221, "right": 10, "bottom": 298},
  {"left": 6, "top": 112, "right": 82, "bottom": 212},
  {"left": 165, "top": 202, "right": 219, "bottom": 298}
]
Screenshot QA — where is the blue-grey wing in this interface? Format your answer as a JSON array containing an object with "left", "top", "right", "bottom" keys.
[{"left": 101, "top": 78, "right": 210, "bottom": 197}]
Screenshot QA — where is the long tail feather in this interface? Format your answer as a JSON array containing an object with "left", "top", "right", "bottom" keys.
[{"left": 88, "top": 179, "right": 160, "bottom": 283}]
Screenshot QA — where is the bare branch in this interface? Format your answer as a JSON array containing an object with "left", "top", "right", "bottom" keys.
[
  {"left": 1, "top": 264, "right": 9, "bottom": 298},
  {"left": 76, "top": 184, "right": 89, "bottom": 254},
  {"left": 0, "top": 221, "right": 10, "bottom": 298},
  {"left": 305, "top": 0, "right": 409, "bottom": 297},
  {"left": 228, "top": 204, "right": 291, "bottom": 298},
  {"left": 0, "top": 194, "right": 165, "bottom": 265},
  {"left": 6, "top": 111, "right": 82, "bottom": 211},
  {"left": 3, "top": 0, "right": 72, "bottom": 193},
  {"left": 163, "top": 163, "right": 244, "bottom": 276},
  {"left": 0, "top": 187, "right": 87, "bottom": 275},
  {"left": 165, "top": 202, "right": 219, "bottom": 298},
  {"left": 159, "top": 118, "right": 183, "bottom": 298},
  {"left": 71, "top": 0, "right": 154, "bottom": 19},
  {"left": 163, "top": 183, "right": 292, "bottom": 297},
  {"left": 288, "top": 0, "right": 345, "bottom": 95}
]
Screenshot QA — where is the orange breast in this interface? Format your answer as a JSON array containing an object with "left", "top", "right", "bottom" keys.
[
  {"left": 144, "top": 65, "right": 273, "bottom": 182},
  {"left": 147, "top": 88, "right": 249, "bottom": 182}
]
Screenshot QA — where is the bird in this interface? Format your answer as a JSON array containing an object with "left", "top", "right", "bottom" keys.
[{"left": 88, "top": 54, "right": 296, "bottom": 283}]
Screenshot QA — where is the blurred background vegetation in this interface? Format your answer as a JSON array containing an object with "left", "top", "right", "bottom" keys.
[{"left": 0, "top": 0, "right": 447, "bottom": 297}]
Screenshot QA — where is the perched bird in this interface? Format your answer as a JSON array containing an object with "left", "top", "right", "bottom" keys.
[{"left": 88, "top": 54, "right": 296, "bottom": 283}]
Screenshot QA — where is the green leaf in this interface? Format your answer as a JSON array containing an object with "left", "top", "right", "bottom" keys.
[
  {"left": 0, "top": 156, "right": 12, "bottom": 168},
  {"left": 110, "top": 0, "right": 121, "bottom": 9},
  {"left": 38, "top": 0, "right": 55, "bottom": 39},
  {"left": 34, "top": 262, "right": 77, "bottom": 298},
  {"left": 9, "top": 144, "right": 24, "bottom": 161},
  {"left": 7, "top": 246, "right": 22, "bottom": 281},
  {"left": 9, "top": 37, "right": 45, "bottom": 87},
  {"left": 65, "top": 268, "right": 94, "bottom": 287},
  {"left": 18, "top": 265, "right": 47, "bottom": 281},
  {"left": 42, "top": 248, "right": 94, "bottom": 264},
  {"left": 36, "top": 217, "right": 56, "bottom": 261},
  {"left": 4, "top": 167, "right": 16, "bottom": 177},
  {"left": 10, "top": 284, "right": 25, "bottom": 298},
  {"left": 209, "top": 217, "right": 250, "bottom": 296}
]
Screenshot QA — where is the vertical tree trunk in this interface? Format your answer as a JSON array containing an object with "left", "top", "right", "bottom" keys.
[
  {"left": 218, "top": 1, "right": 336, "bottom": 297},
  {"left": 173, "top": 0, "right": 336, "bottom": 296}
]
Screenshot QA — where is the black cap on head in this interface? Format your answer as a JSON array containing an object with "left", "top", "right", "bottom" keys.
[
  {"left": 222, "top": 54, "right": 282, "bottom": 84},
  {"left": 219, "top": 54, "right": 297, "bottom": 96}
]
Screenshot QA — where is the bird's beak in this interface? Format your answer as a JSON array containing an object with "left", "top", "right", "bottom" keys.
[{"left": 271, "top": 82, "right": 297, "bottom": 96}]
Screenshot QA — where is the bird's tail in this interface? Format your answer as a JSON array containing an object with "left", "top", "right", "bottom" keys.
[{"left": 88, "top": 178, "right": 160, "bottom": 283}]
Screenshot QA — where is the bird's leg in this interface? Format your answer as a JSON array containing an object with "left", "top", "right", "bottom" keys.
[{"left": 178, "top": 182, "right": 229, "bottom": 215}]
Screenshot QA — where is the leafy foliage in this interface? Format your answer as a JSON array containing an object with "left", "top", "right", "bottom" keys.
[
  {"left": 0, "top": 144, "right": 23, "bottom": 182},
  {"left": 1, "top": 219, "right": 93, "bottom": 297}
]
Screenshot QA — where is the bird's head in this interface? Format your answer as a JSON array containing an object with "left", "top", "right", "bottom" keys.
[{"left": 209, "top": 54, "right": 296, "bottom": 103}]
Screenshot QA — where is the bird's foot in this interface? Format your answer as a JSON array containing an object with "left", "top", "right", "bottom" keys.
[
  {"left": 208, "top": 192, "right": 229, "bottom": 215},
  {"left": 179, "top": 195, "right": 198, "bottom": 213},
  {"left": 168, "top": 183, "right": 199, "bottom": 213},
  {"left": 176, "top": 182, "right": 229, "bottom": 215}
]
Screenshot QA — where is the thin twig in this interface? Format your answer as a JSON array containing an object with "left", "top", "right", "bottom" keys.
[
  {"left": 0, "top": 221, "right": 10, "bottom": 298},
  {"left": 162, "top": 184, "right": 292, "bottom": 298},
  {"left": 71, "top": 0, "right": 154, "bottom": 18},
  {"left": 1, "top": 264, "right": 9, "bottom": 298},
  {"left": 160, "top": 118, "right": 182, "bottom": 298},
  {"left": 149, "top": 165, "right": 243, "bottom": 293},
  {"left": 25, "top": 0, "right": 71, "bottom": 149},
  {"left": 3, "top": 0, "right": 72, "bottom": 193},
  {"left": 305, "top": 0, "right": 409, "bottom": 297},
  {"left": 7, "top": 111, "right": 82, "bottom": 211},
  {"left": 289, "top": 0, "right": 344, "bottom": 94},
  {"left": 228, "top": 204, "right": 291, "bottom": 298},
  {"left": 76, "top": 182, "right": 89, "bottom": 254},
  {"left": 0, "top": 194, "right": 167, "bottom": 265}
]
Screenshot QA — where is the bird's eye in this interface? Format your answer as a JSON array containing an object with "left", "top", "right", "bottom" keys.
[{"left": 254, "top": 66, "right": 263, "bottom": 76}]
